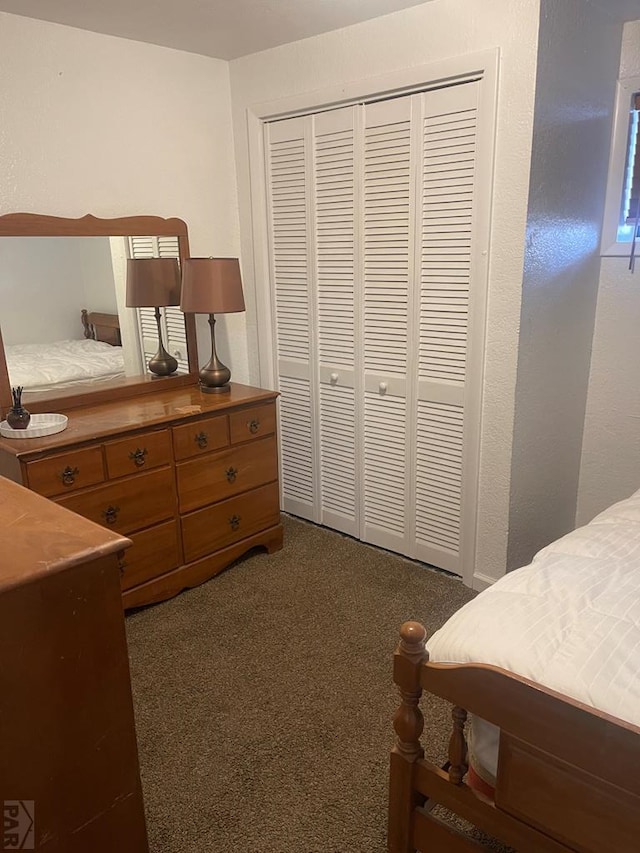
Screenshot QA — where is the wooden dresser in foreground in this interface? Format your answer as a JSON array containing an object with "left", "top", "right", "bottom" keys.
[
  {"left": 0, "top": 476, "right": 148, "bottom": 852},
  {"left": 0, "top": 383, "right": 283, "bottom": 609}
]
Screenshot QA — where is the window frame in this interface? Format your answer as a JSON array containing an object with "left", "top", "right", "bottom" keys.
[{"left": 601, "top": 75, "right": 640, "bottom": 257}]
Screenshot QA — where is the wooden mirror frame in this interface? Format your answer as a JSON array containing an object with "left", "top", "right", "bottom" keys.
[{"left": 0, "top": 212, "right": 198, "bottom": 418}]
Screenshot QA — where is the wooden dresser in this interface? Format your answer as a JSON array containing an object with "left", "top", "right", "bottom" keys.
[
  {"left": 0, "top": 476, "right": 148, "bottom": 852},
  {"left": 0, "top": 383, "right": 283, "bottom": 609}
]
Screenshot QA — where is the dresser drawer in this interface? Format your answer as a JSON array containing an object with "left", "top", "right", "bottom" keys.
[
  {"left": 229, "top": 404, "right": 276, "bottom": 445},
  {"left": 176, "top": 435, "right": 278, "bottom": 513},
  {"left": 26, "top": 446, "right": 105, "bottom": 498},
  {"left": 55, "top": 467, "right": 176, "bottom": 535},
  {"left": 120, "top": 520, "right": 181, "bottom": 591},
  {"left": 105, "top": 429, "right": 172, "bottom": 479},
  {"left": 182, "top": 482, "right": 280, "bottom": 563},
  {"left": 172, "top": 414, "right": 228, "bottom": 461}
]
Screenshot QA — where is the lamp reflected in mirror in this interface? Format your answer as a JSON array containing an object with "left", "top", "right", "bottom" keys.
[
  {"left": 180, "top": 258, "right": 245, "bottom": 393},
  {"left": 126, "top": 258, "right": 181, "bottom": 377}
]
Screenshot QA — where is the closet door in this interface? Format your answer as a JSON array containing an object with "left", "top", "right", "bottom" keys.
[
  {"left": 314, "top": 108, "right": 359, "bottom": 536},
  {"left": 265, "top": 117, "right": 317, "bottom": 521},
  {"left": 412, "top": 82, "right": 480, "bottom": 575},
  {"left": 262, "top": 75, "right": 490, "bottom": 579},
  {"left": 266, "top": 110, "right": 360, "bottom": 533},
  {"left": 360, "top": 96, "right": 415, "bottom": 554}
]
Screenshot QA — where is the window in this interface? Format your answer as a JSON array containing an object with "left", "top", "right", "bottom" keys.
[{"left": 602, "top": 76, "right": 640, "bottom": 257}]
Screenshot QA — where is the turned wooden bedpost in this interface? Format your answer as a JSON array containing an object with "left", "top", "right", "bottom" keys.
[
  {"left": 448, "top": 706, "right": 468, "bottom": 784},
  {"left": 388, "top": 620, "right": 428, "bottom": 853}
]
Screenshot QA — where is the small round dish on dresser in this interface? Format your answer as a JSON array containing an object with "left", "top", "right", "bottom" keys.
[{"left": 0, "top": 413, "right": 68, "bottom": 439}]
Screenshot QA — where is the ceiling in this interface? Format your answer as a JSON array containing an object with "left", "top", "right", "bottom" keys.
[
  {"left": 0, "top": 0, "right": 636, "bottom": 61},
  {"left": 0, "top": 0, "right": 433, "bottom": 61}
]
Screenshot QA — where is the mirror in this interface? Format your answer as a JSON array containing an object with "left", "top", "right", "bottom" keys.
[{"left": 0, "top": 213, "right": 198, "bottom": 417}]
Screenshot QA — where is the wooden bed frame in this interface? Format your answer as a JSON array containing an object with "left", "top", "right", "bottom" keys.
[
  {"left": 81, "top": 308, "right": 122, "bottom": 347},
  {"left": 388, "top": 621, "right": 640, "bottom": 852}
]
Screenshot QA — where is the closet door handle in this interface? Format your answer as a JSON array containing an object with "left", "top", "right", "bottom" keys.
[
  {"left": 330, "top": 372, "right": 339, "bottom": 384},
  {"left": 195, "top": 431, "right": 208, "bottom": 449},
  {"left": 379, "top": 382, "right": 388, "bottom": 394},
  {"left": 60, "top": 465, "right": 79, "bottom": 486}
]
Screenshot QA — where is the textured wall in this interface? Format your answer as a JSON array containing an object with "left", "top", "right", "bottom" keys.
[
  {"left": 578, "top": 20, "right": 640, "bottom": 524},
  {"left": 229, "top": 0, "right": 541, "bottom": 585},
  {"left": 507, "top": 0, "right": 622, "bottom": 569},
  {"left": 0, "top": 13, "right": 247, "bottom": 380}
]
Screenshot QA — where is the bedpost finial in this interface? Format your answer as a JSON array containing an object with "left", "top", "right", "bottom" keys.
[{"left": 399, "top": 621, "right": 427, "bottom": 653}]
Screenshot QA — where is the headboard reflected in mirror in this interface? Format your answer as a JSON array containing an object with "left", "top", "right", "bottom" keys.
[{"left": 0, "top": 213, "right": 198, "bottom": 417}]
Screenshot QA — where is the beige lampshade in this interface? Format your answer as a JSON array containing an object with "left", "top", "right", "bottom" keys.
[
  {"left": 126, "top": 258, "right": 181, "bottom": 307},
  {"left": 180, "top": 258, "right": 246, "bottom": 314}
]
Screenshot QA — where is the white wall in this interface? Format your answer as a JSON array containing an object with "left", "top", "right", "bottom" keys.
[
  {"left": 229, "top": 0, "right": 540, "bottom": 585},
  {"left": 0, "top": 236, "right": 116, "bottom": 344},
  {"left": 578, "top": 20, "right": 640, "bottom": 525},
  {"left": 0, "top": 13, "right": 246, "bottom": 380},
  {"left": 507, "top": 0, "right": 622, "bottom": 569}
]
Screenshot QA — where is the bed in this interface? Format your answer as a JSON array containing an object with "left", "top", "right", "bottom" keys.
[
  {"left": 388, "top": 490, "right": 640, "bottom": 852},
  {"left": 4, "top": 309, "right": 125, "bottom": 393}
]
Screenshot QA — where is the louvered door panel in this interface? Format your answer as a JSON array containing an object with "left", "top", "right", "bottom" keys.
[
  {"left": 319, "top": 380, "right": 357, "bottom": 533},
  {"left": 165, "top": 308, "right": 188, "bottom": 372},
  {"left": 363, "top": 98, "right": 412, "bottom": 378},
  {"left": 269, "top": 119, "right": 311, "bottom": 364},
  {"left": 362, "top": 389, "right": 407, "bottom": 546},
  {"left": 360, "top": 96, "right": 413, "bottom": 551},
  {"left": 314, "top": 108, "right": 358, "bottom": 534},
  {"left": 266, "top": 117, "right": 317, "bottom": 520},
  {"left": 413, "top": 81, "right": 480, "bottom": 575},
  {"left": 415, "top": 400, "right": 463, "bottom": 572},
  {"left": 278, "top": 375, "right": 315, "bottom": 514}
]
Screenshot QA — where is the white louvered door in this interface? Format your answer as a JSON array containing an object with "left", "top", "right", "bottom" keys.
[
  {"left": 263, "top": 76, "right": 489, "bottom": 578},
  {"left": 360, "top": 96, "right": 414, "bottom": 553},
  {"left": 412, "top": 83, "right": 480, "bottom": 574},
  {"left": 314, "top": 108, "right": 359, "bottom": 537},
  {"left": 266, "top": 117, "right": 317, "bottom": 521}
]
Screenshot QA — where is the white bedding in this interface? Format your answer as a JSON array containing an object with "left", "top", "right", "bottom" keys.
[
  {"left": 426, "top": 489, "right": 640, "bottom": 778},
  {"left": 5, "top": 338, "right": 125, "bottom": 392}
]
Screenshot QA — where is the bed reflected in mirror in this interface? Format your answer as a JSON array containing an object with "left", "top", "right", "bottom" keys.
[
  {"left": 1, "top": 235, "right": 188, "bottom": 403},
  {"left": 0, "top": 213, "right": 198, "bottom": 417}
]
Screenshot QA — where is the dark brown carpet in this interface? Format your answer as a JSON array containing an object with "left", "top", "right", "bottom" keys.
[{"left": 125, "top": 515, "right": 509, "bottom": 852}]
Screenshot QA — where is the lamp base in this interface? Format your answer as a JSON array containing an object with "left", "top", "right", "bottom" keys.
[
  {"left": 148, "top": 352, "right": 179, "bottom": 377},
  {"left": 200, "top": 382, "right": 231, "bottom": 394},
  {"left": 148, "top": 319, "right": 178, "bottom": 376}
]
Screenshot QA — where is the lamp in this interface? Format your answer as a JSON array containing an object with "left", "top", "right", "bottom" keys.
[
  {"left": 126, "top": 258, "right": 181, "bottom": 377},
  {"left": 180, "top": 257, "right": 245, "bottom": 393}
]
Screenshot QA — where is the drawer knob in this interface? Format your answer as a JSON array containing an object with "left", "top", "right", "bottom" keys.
[
  {"left": 195, "top": 431, "right": 208, "bottom": 449},
  {"left": 248, "top": 419, "right": 260, "bottom": 435},
  {"left": 102, "top": 505, "right": 120, "bottom": 525},
  {"left": 60, "top": 465, "right": 79, "bottom": 486},
  {"left": 226, "top": 466, "right": 238, "bottom": 483},
  {"left": 128, "top": 447, "right": 148, "bottom": 467},
  {"left": 118, "top": 557, "right": 128, "bottom": 575},
  {"left": 229, "top": 514, "right": 241, "bottom": 531}
]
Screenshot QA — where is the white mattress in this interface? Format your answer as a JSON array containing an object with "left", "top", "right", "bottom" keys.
[
  {"left": 426, "top": 489, "right": 640, "bottom": 778},
  {"left": 5, "top": 338, "right": 125, "bottom": 392}
]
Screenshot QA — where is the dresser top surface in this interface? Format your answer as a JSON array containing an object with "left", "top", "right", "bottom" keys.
[
  {"left": 0, "top": 382, "right": 277, "bottom": 459},
  {"left": 0, "top": 475, "right": 130, "bottom": 590}
]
